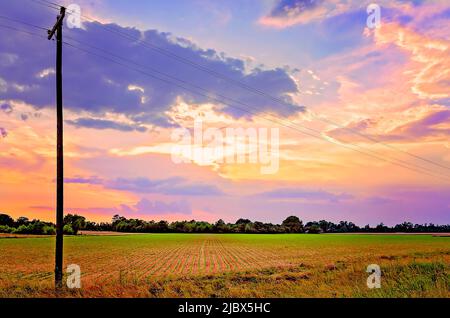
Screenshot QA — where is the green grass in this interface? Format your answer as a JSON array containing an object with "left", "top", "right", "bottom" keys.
[{"left": 1, "top": 233, "right": 449, "bottom": 297}]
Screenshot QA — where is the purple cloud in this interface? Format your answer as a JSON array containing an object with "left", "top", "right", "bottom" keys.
[
  {"left": 0, "top": 1, "right": 303, "bottom": 130},
  {"left": 66, "top": 117, "right": 147, "bottom": 132},
  {"left": 131, "top": 198, "right": 191, "bottom": 215},
  {"left": 50, "top": 198, "right": 192, "bottom": 216},
  {"left": 0, "top": 127, "right": 7, "bottom": 138},
  {"left": 1, "top": 103, "right": 13, "bottom": 114},
  {"left": 327, "top": 110, "right": 450, "bottom": 143},
  {"left": 108, "top": 177, "right": 223, "bottom": 196},
  {"left": 269, "top": 0, "right": 322, "bottom": 18},
  {"left": 364, "top": 196, "right": 396, "bottom": 205},
  {"left": 65, "top": 175, "right": 103, "bottom": 185},
  {"left": 65, "top": 175, "right": 223, "bottom": 196},
  {"left": 259, "top": 0, "right": 337, "bottom": 27},
  {"left": 256, "top": 188, "right": 353, "bottom": 203},
  {"left": 394, "top": 110, "right": 450, "bottom": 139}
]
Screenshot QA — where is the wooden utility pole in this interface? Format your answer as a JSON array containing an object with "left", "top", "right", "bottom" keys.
[{"left": 48, "top": 6, "right": 66, "bottom": 289}]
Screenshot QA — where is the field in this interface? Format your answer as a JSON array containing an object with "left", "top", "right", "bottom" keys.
[{"left": 0, "top": 233, "right": 449, "bottom": 297}]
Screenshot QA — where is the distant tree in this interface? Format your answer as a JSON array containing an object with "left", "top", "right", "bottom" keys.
[
  {"left": 394, "top": 222, "right": 414, "bottom": 232},
  {"left": 214, "top": 219, "right": 227, "bottom": 233},
  {"left": 307, "top": 224, "right": 322, "bottom": 234},
  {"left": 170, "top": 221, "right": 188, "bottom": 233},
  {"left": 347, "top": 222, "right": 360, "bottom": 232},
  {"left": 236, "top": 218, "right": 251, "bottom": 225},
  {"left": 0, "top": 213, "right": 14, "bottom": 227},
  {"left": 336, "top": 221, "right": 349, "bottom": 232},
  {"left": 375, "top": 223, "right": 389, "bottom": 233},
  {"left": 84, "top": 221, "right": 98, "bottom": 231},
  {"left": 112, "top": 214, "right": 126, "bottom": 226},
  {"left": 318, "top": 220, "right": 331, "bottom": 233},
  {"left": 63, "top": 214, "right": 86, "bottom": 235},
  {"left": 244, "top": 222, "right": 255, "bottom": 233},
  {"left": 156, "top": 220, "right": 169, "bottom": 232},
  {"left": 2, "top": 211, "right": 450, "bottom": 234},
  {"left": 97, "top": 222, "right": 113, "bottom": 231},
  {"left": 15, "top": 217, "right": 30, "bottom": 227},
  {"left": 253, "top": 221, "right": 267, "bottom": 233},
  {"left": 63, "top": 224, "right": 75, "bottom": 235},
  {"left": 13, "top": 220, "right": 55, "bottom": 235},
  {"left": 282, "top": 216, "right": 304, "bottom": 233},
  {"left": 0, "top": 225, "right": 13, "bottom": 233}
]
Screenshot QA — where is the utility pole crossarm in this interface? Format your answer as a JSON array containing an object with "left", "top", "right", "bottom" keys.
[{"left": 48, "top": 7, "right": 65, "bottom": 40}]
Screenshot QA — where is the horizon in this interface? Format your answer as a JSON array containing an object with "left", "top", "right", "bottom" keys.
[
  {"left": 2, "top": 211, "right": 450, "bottom": 228},
  {"left": 1, "top": 0, "right": 449, "bottom": 226}
]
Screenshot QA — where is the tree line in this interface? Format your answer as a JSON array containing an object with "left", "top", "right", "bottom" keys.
[{"left": 1, "top": 213, "right": 449, "bottom": 235}]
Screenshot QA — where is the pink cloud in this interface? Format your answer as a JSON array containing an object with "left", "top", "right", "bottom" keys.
[{"left": 327, "top": 108, "right": 450, "bottom": 143}]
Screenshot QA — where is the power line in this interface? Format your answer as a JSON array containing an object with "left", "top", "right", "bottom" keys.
[
  {"left": 313, "top": 114, "right": 450, "bottom": 172},
  {"left": 55, "top": 32, "right": 450, "bottom": 181},
  {"left": 1, "top": 21, "right": 449, "bottom": 182},
  {"left": 32, "top": 0, "right": 450, "bottom": 174},
  {"left": 0, "top": 15, "right": 49, "bottom": 31},
  {"left": 0, "top": 23, "right": 50, "bottom": 40},
  {"left": 27, "top": 0, "right": 60, "bottom": 10},
  {"left": 1, "top": 22, "right": 449, "bottom": 182},
  {"left": 63, "top": 41, "right": 450, "bottom": 181}
]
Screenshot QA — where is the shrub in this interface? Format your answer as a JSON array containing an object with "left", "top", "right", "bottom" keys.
[
  {"left": 42, "top": 225, "right": 56, "bottom": 235},
  {"left": 282, "top": 216, "right": 304, "bottom": 233},
  {"left": 13, "top": 224, "right": 30, "bottom": 234},
  {"left": 0, "top": 225, "right": 13, "bottom": 233},
  {"left": 12, "top": 222, "right": 56, "bottom": 235},
  {"left": 307, "top": 224, "right": 322, "bottom": 234},
  {"left": 63, "top": 224, "right": 75, "bottom": 235},
  {"left": 63, "top": 214, "right": 85, "bottom": 234}
]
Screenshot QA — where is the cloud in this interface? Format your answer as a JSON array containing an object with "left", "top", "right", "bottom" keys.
[
  {"left": 327, "top": 108, "right": 450, "bottom": 143},
  {"left": 0, "top": 1, "right": 303, "bottom": 130},
  {"left": 46, "top": 198, "right": 192, "bottom": 216},
  {"left": 258, "top": 0, "right": 351, "bottom": 28},
  {"left": 108, "top": 177, "right": 223, "bottom": 196},
  {"left": 0, "top": 127, "right": 7, "bottom": 138},
  {"left": 65, "top": 175, "right": 223, "bottom": 196},
  {"left": 372, "top": 22, "right": 450, "bottom": 101},
  {"left": 364, "top": 196, "right": 395, "bottom": 205},
  {"left": 257, "top": 0, "right": 434, "bottom": 29},
  {"left": 29, "top": 205, "right": 54, "bottom": 210},
  {"left": 390, "top": 109, "right": 450, "bottom": 140},
  {"left": 1, "top": 103, "right": 13, "bottom": 114},
  {"left": 130, "top": 198, "right": 191, "bottom": 215},
  {"left": 65, "top": 176, "right": 103, "bottom": 185},
  {"left": 66, "top": 117, "right": 147, "bottom": 132},
  {"left": 0, "top": 53, "right": 18, "bottom": 67},
  {"left": 256, "top": 187, "right": 353, "bottom": 202}
]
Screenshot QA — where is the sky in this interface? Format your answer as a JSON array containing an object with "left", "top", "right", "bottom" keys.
[{"left": 0, "top": 0, "right": 449, "bottom": 226}]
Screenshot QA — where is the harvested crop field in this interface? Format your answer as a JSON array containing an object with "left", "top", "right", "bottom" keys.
[{"left": 0, "top": 233, "right": 449, "bottom": 297}]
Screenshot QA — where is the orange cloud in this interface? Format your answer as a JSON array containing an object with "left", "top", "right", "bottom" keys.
[{"left": 373, "top": 22, "right": 450, "bottom": 100}]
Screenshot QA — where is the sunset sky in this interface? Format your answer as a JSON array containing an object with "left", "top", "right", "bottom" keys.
[{"left": 0, "top": 0, "right": 449, "bottom": 225}]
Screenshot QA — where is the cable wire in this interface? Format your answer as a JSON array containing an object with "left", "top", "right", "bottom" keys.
[{"left": 1, "top": 20, "right": 449, "bottom": 182}]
